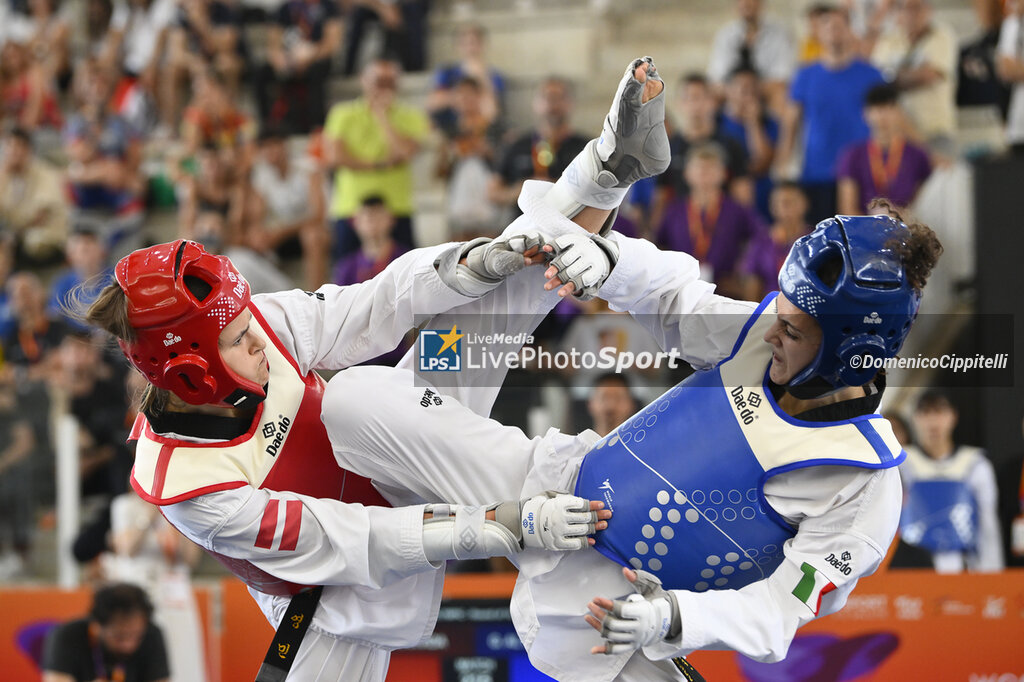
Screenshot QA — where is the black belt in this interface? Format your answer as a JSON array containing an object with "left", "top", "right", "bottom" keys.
[
  {"left": 672, "top": 656, "right": 707, "bottom": 681},
  {"left": 255, "top": 585, "right": 324, "bottom": 682}
]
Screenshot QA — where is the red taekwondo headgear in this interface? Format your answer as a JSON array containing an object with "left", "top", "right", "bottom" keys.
[{"left": 115, "top": 240, "right": 266, "bottom": 407}]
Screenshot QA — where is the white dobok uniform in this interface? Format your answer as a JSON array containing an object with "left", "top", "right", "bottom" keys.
[
  {"left": 324, "top": 182, "right": 906, "bottom": 682},
  {"left": 131, "top": 243, "right": 484, "bottom": 681}
]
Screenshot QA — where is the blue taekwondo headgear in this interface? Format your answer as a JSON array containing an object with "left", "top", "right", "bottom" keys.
[{"left": 778, "top": 214, "right": 921, "bottom": 388}]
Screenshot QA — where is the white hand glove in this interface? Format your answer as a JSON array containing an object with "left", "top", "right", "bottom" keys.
[
  {"left": 598, "top": 570, "right": 680, "bottom": 655},
  {"left": 515, "top": 491, "right": 598, "bottom": 551},
  {"left": 547, "top": 233, "right": 619, "bottom": 300}
]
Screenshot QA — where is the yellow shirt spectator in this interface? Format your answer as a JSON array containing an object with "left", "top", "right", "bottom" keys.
[{"left": 324, "top": 98, "right": 430, "bottom": 219}]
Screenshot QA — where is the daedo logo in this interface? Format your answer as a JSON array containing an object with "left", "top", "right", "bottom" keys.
[
  {"left": 825, "top": 551, "right": 853, "bottom": 575},
  {"left": 730, "top": 386, "right": 760, "bottom": 425},
  {"left": 264, "top": 414, "right": 291, "bottom": 457},
  {"left": 163, "top": 332, "right": 181, "bottom": 347}
]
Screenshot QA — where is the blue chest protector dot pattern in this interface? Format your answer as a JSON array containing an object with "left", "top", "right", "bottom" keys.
[
  {"left": 575, "top": 366, "right": 794, "bottom": 592},
  {"left": 574, "top": 292, "right": 904, "bottom": 594}
]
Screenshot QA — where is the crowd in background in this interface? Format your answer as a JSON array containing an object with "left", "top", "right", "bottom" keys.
[{"left": 1, "top": 0, "right": 1023, "bottom": 631}]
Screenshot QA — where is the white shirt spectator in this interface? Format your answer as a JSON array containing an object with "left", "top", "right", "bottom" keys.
[
  {"left": 110, "top": 0, "right": 176, "bottom": 75},
  {"left": 872, "top": 21, "right": 958, "bottom": 140},
  {"left": 998, "top": 12, "right": 1024, "bottom": 144},
  {"left": 251, "top": 156, "right": 316, "bottom": 227},
  {"left": 707, "top": 16, "right": 795, "bottom": 85}
]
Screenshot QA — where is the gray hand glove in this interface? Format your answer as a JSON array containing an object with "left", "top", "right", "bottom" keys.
[
  {"left": 594, "top": 56, "right": 671, "bottom": 189},
  {"left": 544, "top": 56, "right": 670, "bottom": 232},
  {"left": 437, "top": 232, "right": 546, "bottom": 297},
  {"left": 599, "top": 570, "right": 681, "bottom": 655},
  {"left": 547, "top": 233, "right": 619, "bottom": 300}
]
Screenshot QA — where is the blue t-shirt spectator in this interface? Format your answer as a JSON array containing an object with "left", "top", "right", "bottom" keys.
[
  {"left": 49, "top": 268, "right": 114, "bottom": 332},
  {"left": 718, "top": 112, "right": 779, "bottom": 222},
  {"left": 789, "top": 60, "right": 885, "bottom": 183}
]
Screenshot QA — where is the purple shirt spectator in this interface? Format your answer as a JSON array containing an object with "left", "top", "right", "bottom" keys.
[
  {"left": 656, "top": 196, "right": 763, "bottom": 280},
  {"left": 332, "top": 242, "right": 411, "bottom": 287},
  {"left": 332, "top": 242, "right": 411, "bottom": 366},
  {"left": 741, "top": 228, "right": 810, "bottom": 300},
  {"left": 836, "top": 140, "right": 932, "bottom": 213}
]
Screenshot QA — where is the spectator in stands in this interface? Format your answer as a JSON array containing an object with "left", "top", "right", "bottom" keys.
[
  {"left": 897, "top": 390, "right": 1004, "bottom": 573},
  {"left": 245, "top": 127, "right": 328, "bottom": 289},
  {"left": 435, "top": 75, "right": 504, "bottom": 239},
  {"left": 837, "top": 83, "right": 932, "bottom": 215},
  {"left": 997, "top": 0, "right": 1024, "bottom": 154},
  {"left": 3, "top": 272, "right": 70, "bottom": 379},
  {"left": 0, "top": 267, "right": 54, "bottom": 580},
  {"left": 561, "top": 297, "right": 668, "bottom": 414},
  {"left": 102, "top": 0, "right": 176, "bottom": 132},
  {"left": 776, "top": 5, "right": 884, "bottom": 223},
  {"left": 872, "top": 0, "right": 957, "bottom": 142},
  {"left": 52, "top": 330, "right": 133, "bottom": 499},
  {"left": 109, "top": 490, "right": 207, "bottom": 682},
  {"left": 717, "top": 65, "right": 778, "bottom": 221},
  {"left": 738, "top": 180, "right": 810, "bottom": 300},
  {"left": 8, "top": 0, "right": 73, "bottom": 91},
  {"left": 179, "top": 69, "right": 255, "bottom": 168},
  {"left": 706, "top": 0, "right": 795, "bottom": 113},
  {"left": 655, "top": 73, "right": 753, "bottom": 227},
  {"left": 586, "top": 373, "right": 638, "bottom": 438},
  {"left": 428, "top": 23, "right": 505, "bottom": 132},
  {"left": 342, "top": 0, "right": 429, "bottom": 75},
  {"left": 798, "top": 3, "right": 830, "bottom": 64},
  {"left": 957, "top": 0, "right": 1010, "bottom": 117},
  {"left": 42, "top": 583, "right": 170, "bottom": 682},
  {"left": 0, "top": 241, "right": 17, "bottom": 340},
  {"left": 49, "top": 224, "right": 114, "bottom": 331},
  {"left": 0, "top": 40, "right": 62, "bottom": 131},
  {"left": 256, "top": 0, "right": 341, "bottom": 134},
  {"left": 83, "top": 0, "right": 115, "bottom": 60},
  {"left": 0, "top": 127, "right": 69, "bottom": 268},
  {"left": 656, "top": 142, "right": 762, "bottom": 298},
  {"left": 64, "top": 62, "right": 145, "bottom": 258},
  {"left": 333, "top": 196, "right": 412, "bottom": 366},
  {"left": 178, "top": 144, "right": 293, "bottom": 294},
  {"left": 883, "top": 410, "right": 914, "bottom": 448},
  {"left": 489, "top": 77, "right": 588, "bottom": 221},
  {"left": 0, "top": 369, "right": 41, "bottom": 580},
  {"left": 324, "top": 59, "right": 428, "bottom": 258},
  {"left": 164, "top": 0, "right": 245, "bottom": 123},
  {"left": 333, "top": 195, "right": 409, "bottom": 287},
  {"left": 178, "top": 143, "right": 241, "bottom": 245}
]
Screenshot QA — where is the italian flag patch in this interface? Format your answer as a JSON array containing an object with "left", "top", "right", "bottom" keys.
[{"left": 792, "top": 562, "right": 837, "bottom": 615}]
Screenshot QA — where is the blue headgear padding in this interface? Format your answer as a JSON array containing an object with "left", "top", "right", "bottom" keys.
[{"left": 778, "top": 215, "right": 921, "bottom": 387}]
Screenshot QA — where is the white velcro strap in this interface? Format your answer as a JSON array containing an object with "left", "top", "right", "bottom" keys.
[
  {"left": 452, "top": 505, "right": 485, "bottom": 560},
  {"left": 545, "top": 140, "right": 630, "bottom": 218},
  {"left": 422, "top": 504, "right": 521, "bottom": 563}
]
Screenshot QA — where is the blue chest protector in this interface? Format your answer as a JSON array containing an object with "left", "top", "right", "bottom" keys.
[
  {"left": 575, "top": 293, "right": 904, "bottom": 593},
  {"left": 899, "top": 447, "right": 981, "bottom": 553}
]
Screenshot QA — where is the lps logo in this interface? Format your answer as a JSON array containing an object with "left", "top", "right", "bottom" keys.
[
  {"left": 163, "top": 332, "right": 181, "bottom": 347},
  {"left": 419, "top": 325, "right": 463, "bottom": 372}
]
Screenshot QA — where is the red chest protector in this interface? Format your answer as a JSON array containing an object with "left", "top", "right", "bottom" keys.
[{"left": 130, "top": 304, "right": 389, "bottom": 595}]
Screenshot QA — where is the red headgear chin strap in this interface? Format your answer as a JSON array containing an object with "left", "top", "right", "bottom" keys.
[{"left": 115, "top": 240, "right": 266, "bottom": 407}]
